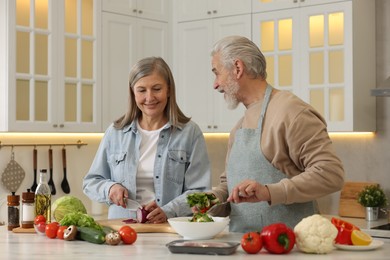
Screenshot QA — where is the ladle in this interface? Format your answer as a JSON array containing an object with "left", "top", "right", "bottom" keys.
[{"left": 61, "top": 147, "right": 70, "bottom": 194}]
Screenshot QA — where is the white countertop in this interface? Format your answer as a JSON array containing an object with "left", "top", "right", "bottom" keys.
[{"left": 1, "top": 216, "right": 389, "bottom": 260}]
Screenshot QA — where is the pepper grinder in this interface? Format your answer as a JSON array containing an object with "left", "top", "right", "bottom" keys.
[{"left": 7, "top": 192, "right": 20, "bottom": 231}]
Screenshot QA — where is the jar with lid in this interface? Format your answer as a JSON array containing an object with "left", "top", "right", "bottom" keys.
[
  {"left": 21, "top": 189, "right": 35, "bottom": 228},
  {"left": 34, "top": 169, "right": 51, "bottom": 223},
  {"left": 7, "top": 192, "right": 20, "bottom": 231}
]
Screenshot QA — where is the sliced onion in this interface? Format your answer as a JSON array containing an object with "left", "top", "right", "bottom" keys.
[{"left": 137, "top": 207, "right": 150, "bottom": 223}]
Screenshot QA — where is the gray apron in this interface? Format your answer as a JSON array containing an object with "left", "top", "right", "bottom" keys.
[{"left": 227, "top": 85, "right": 315, "bottom": 233}]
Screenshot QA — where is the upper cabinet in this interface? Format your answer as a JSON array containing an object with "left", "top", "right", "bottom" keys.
[
  {"left": 252, "top": 0, "right": 376, "bottom": 131},
  {"left": 176, "top": 0, "right": 251, "bottom": 22},
  {"left": 0, "top": 0, "right": 101, "bottom": 132},
  {"left": 101, "top": 0, "right": 171, "bottom": 130},
  {"left": 102, "top": 0, "right": 170, "bottom": 22},
  {"left": 173, "top": 1, "right": 251, "bottom": 132}
]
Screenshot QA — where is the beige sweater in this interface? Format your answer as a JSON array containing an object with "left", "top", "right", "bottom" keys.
[{"left": 212, "top": 90, "right": 345, "bottom": 206}]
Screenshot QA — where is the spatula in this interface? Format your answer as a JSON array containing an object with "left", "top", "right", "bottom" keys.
[
  {"left": 31, "top": 148, "right": 38, "bottom": 192},
  {"left": 61, "top": 147, "right": 70, "bottom": 194}
]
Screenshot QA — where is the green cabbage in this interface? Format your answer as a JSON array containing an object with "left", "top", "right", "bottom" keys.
[{"left": 52, "top": 195, "right": 87, "bottom": 222}]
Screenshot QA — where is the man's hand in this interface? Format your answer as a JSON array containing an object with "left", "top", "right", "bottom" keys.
[
  {"left": 227, "top": 180, "right": 270, "bottom": 203},
  {"left": 108, "top": 183, "right": 128, "bottom": 208}
]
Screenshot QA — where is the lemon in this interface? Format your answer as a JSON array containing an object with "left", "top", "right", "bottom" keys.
[{"left": 351, "top": 230, "right": 373, "bottom": 246}]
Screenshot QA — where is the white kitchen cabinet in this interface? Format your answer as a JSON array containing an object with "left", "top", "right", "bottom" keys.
[
  {"left": 175, "top": 15, "right": 251, "bottom": 132},
  {"left": 101, "top": 12, "right": 170, "bottom": 130},
  {"left": 0, "top": 0, "right": 101, "bottom": 132},
  {"left": 252, "top": 0, "right": 375, "bottom": 132},
  {"left": 102, "top": 0, "right": 170, "bottom": 22},
  {"left": 251, "top": 0, "right": 342, "bottom": 12},
  {"left": 175, "top": 0, "right": 251, "bottom": 22}
]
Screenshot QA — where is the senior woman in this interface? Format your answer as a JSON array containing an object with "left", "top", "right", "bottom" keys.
[{"left": 83, "top": 57, "right": 211, "bottom": 223}]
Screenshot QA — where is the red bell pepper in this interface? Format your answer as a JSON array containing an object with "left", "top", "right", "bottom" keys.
[
  {"left": 260, "top": 223, "right": 295, "bottom": 254},
  {"left": 331, "top": 217, "right": 360, "bottom": 245}
]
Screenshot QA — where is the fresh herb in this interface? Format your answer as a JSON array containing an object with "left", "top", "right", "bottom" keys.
[
  {"left": 189, "top": 212, "right": 214, "bottom": 222},
  {"left": 59, "top": 211, "right": 102, "bottom": 231},
  {"left": 186, "top": 193, "right": 219, "bottom": 213}
]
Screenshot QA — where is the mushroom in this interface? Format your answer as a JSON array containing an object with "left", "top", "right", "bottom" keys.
[
  {"left": 63, "top": 225, "right": 78, "bottom": 241},
  {"left": 105, "top": 231, "right": 121, "bottom": 245}
]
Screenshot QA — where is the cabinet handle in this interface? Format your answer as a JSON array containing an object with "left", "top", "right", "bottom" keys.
[
  {"left": 213, "top": 125, "right": 218, "bottom": 129},
  {"left": 59, "top": 124, "right": 64, "bottom": 128},
  {"left": 207, "top": 125, "right": 212, "bottom": 129},
  {"left": 293, "top": 0, "right": 298, "bottom": 3},
  {"left": 53, "top": 124, "right": 58, "bottom": 128},
  {"left": 207, "top": 11, "right": 211, "bottom": 15},
  {"left": 133, "top": 9, "right": 137, "bottom": 13},
  {"left": 213, "top": 10, "right": 217, "bottom": 14},
  {"left": 300, "top": 0, "right": 305, "bottom": 2},
  {"left": 138, "top": 10, "right": 143, "bottom": 14}
]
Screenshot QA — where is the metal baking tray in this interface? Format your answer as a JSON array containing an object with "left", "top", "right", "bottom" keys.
[{"left": 166, "top": 240, "right": 240, "bottom": 255}]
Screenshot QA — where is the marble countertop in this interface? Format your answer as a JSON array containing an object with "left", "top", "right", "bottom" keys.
[{"left": 1, "top": 216, "right": 389, "bottom": 260}]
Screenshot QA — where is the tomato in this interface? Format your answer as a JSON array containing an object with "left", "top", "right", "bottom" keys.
[
  {"left": 118, "top": 226, "right": 137, "bottom": 245},
  {"left": 57, "top": 226, "right": 68, "bottom": 239},
  {"left": 45, "top": 222, "right": 60, "bottom": 239},
  {"left": 331, "top": 217, "right": 360, "bottom": 245},
  {"left": 35, "top": 221, "right": 46, "bottom": 234},
  {"left": 34, "top": 215, "right": 46, "bottom": 225},
  {"left": 241, "top": 232, "right": 262, "bottom": 254}
]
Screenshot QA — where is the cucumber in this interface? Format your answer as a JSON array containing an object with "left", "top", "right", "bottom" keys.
[
  {"left": 76, "top": 226, "right": 106, "bottom": 244},
  {"left": 102, "top": 225, "right": 115, "bottom": 235}
]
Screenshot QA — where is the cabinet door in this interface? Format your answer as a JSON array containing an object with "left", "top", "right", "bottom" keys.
[
  {"left": 176, "top": 15, "right": 251, "bottom": 133},
  {"left": 299, "top": 2, "right": 353, "bottom": 131},
  {"left": 102, "top": 0, "right": 170, "bottom": 22},
  {"left": 252, "top": 9, "right": 300, "bottom": 95},
  {"left": 102, "top": 13, "right": 169, "bottom": 129},
  {"left": 212, "top": 15, "right": 251, "bottom": 132},
  {"left": 176, "top": 20, "right": 214, "bottom": 131},
  {"left": 176, "top": 0, "right": 251, "bottom": 22}
]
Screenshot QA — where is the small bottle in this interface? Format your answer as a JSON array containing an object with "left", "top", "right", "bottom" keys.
[
  {"left": 34, "top": 169, "right": 51, "bottom": 223},
  {"left": 7, "top": 192, "right": 20, "bottom": 231},
  {"left": 21, "top": 189, "right": 35, "bottom": 228}
]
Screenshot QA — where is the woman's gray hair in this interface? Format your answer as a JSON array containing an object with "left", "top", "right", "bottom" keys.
[
  {"left": 114, "top": 57, "right": 190, "bottom": 129},
  {"left": 211, "top": 36, "right": 267, "bottom": 80}
]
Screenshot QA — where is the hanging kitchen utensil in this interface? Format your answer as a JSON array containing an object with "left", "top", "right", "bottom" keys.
[
  {"left": 1, "top": 148, "right": 26, "bottom": 192},
  {"left": 61, "top": 147, "right": 70, "bottom": 194},
  {"left": 31, "top": 148, "right": 38, "bottom": 192},
  {"left": 48, "top": 147, "right": 56, "bottom": 195}
]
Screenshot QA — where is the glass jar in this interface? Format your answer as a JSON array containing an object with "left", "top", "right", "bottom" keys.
[
  {"left": 7, "top": 192, "right": 20, "bottom": 231},
  {"left": 21, "top": 189, "right": 35, "bottom": 228}
]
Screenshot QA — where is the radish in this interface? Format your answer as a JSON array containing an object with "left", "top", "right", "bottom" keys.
[{"left": 136, "top": 207, "right": 150, "bottom": 223}]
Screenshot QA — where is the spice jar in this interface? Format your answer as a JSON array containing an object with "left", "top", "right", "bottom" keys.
[
  {"left": 21, "top": 189, "right": 35, "bottom": 228},
  {"left": 7, "top": 192, "right": 20, "bottom": 231}
]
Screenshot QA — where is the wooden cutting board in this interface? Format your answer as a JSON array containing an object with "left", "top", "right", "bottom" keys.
[
  {"left": 12, "top": 227, "right": 36, "bottom": 233},
  {"left": 338, "top": 181, "right": 378, "bottom": 218},
  {"left": 97, "top": 218, "right": 176, "bottom": 233}
]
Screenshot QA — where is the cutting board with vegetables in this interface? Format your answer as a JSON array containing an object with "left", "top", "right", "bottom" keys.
[
  {"left": 97, "top": 218, "right": 176, "bottom": 233},
  {"left": 338, "top": 181, "right": 378, "bottom": 218}
]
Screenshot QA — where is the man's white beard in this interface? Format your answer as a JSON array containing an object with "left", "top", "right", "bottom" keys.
[{"left": 224, "top": 76, "right": 240, "bottom": 110}]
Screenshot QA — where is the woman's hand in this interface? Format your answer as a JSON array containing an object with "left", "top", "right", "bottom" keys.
[
  {"left": 227, "top": 180, "right": 270, "bottom": 203},
  {"left": 108, "top": 183, "right": 128, "bottom": 208},
  {"left": 144, "top": 200, "right": 168, "bottom": 224}
]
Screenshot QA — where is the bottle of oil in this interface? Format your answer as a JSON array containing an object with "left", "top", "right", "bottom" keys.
[{"left": 34, "top": 169, "right": 51, "bottom": 223}]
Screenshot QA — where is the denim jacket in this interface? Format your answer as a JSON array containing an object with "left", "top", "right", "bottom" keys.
[{"left": 83, "top": 119, "right": 211, "bottom": 219}]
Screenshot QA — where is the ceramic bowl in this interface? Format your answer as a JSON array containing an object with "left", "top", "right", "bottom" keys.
[{"left": 168, "top": 216, "right": 229, "bottom": 240}]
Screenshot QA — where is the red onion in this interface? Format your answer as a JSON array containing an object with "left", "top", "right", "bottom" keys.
[{"left": 137, "top": 207, "right": 150, "bottom": 223}]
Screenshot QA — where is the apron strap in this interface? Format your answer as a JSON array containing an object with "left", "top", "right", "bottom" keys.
[{"left": 258, "top": 84, "right": 273, "bottom": 132}]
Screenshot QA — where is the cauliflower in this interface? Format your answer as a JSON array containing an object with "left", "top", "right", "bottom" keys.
[{"left": 294, "top": 214, "right": 337, "bottom": 254}]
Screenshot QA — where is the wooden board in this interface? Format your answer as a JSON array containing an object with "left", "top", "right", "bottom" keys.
[
  {"left": 339, "top": 181, "right": 378, "bottom": 218},
  {"left": 97, "top": 218, "right": 176, "bottom": 233},
  {"left": 12, "top": 227, "right": 36, "bottom": 233}
]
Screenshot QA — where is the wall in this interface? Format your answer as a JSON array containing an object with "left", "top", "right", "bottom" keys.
[{"left": 1, "top": 0, "right": 389, "bottom": 224}]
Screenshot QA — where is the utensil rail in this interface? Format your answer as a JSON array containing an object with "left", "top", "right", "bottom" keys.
[{"left": 0, "top": 140, "right": 87, "bottom": 149}]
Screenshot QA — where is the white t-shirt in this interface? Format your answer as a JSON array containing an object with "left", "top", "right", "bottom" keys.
[{"left": 136, "top": 121, "right": 166, "bottom": 205}]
